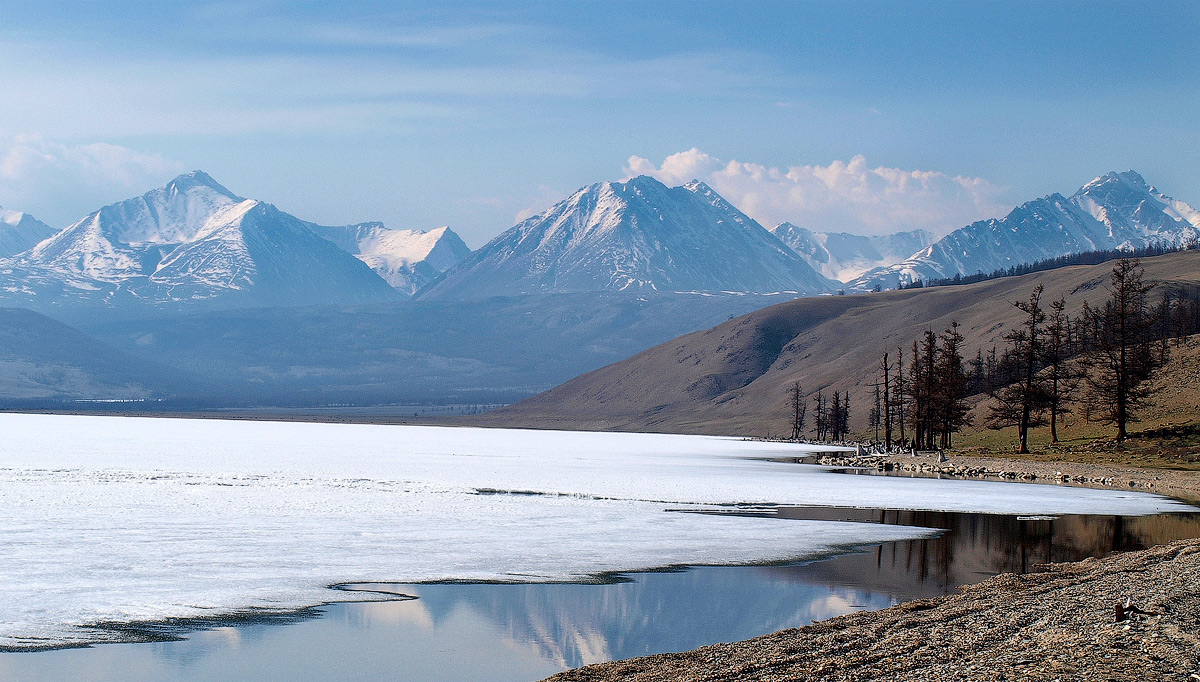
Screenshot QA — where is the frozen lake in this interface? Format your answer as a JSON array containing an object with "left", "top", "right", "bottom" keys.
[{"left": 0, "top": 413, "right": 1191, "bottom": 660}]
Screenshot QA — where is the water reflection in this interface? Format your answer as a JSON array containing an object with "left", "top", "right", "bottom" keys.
[
  {"left": 765, "top": 508, "right": 1200, "bottom": 600},
  {"left": 2, "top": 510, "right": 1197, "bottom": 682}
]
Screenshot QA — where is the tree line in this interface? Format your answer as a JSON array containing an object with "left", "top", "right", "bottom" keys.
[
  {"left": 788, "top": 258, "right": 1200, "bottom": 451},
  {"left": 897, "top": 241, "right": 1196, "bottom": 290}
]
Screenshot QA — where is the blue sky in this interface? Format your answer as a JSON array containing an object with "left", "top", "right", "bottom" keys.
[{"left": 0, "top": 0, "right": 1197, "bottom": 245}]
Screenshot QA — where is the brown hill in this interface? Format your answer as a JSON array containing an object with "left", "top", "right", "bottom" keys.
[{"left": 478, "top": 250, "right": 1200, "bottom": 437}]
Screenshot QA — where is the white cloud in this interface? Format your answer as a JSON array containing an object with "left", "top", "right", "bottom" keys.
[
  {"left": 624, "top": 149, "right": 1011, "bottom": 237},
  {"left": 0, "top": 135, "right": 184, "bottom": 225}
]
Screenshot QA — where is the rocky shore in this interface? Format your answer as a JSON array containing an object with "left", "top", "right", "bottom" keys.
[
  {"left": 814, "top": 451, "right": 1200, "bottom": 504},
  {"left": 543, "top": 538, "right": 1200, "bottom": 682}
]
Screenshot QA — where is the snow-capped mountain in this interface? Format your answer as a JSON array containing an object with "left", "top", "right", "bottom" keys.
[
  {"left": 0, "top": 207, "right": 56, "bottom": 257},
  {"left": 0, "top": 171, "right": 400, "bottom": 309},
  {"left": 318, "top": 223, "right": 471, "bottom": 296},
  {"left": 420, "top": 176, "right": 835, "bottom": 299},
  {"left": 848, "top": 171, "right": 1200, "bottom": 291},
  {"left": 769, "top": 223, "right": 931, "bottom": 282}
]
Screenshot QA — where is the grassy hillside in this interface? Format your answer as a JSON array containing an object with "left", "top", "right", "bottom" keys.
[
  {"left": 0, "top": 308, "right": 201, "bottom": 403},
  {"left": 480, "top": 250, "right": 1200, "bottom": 441},
  {"left": 952, "top": 333, "right": 1200, "bottom": 470}
]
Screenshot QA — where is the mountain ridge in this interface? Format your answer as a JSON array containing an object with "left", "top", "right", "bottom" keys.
[
  {"left": 420, "top": 175, "right": 835, "bottom": 299},
  {"left": 0, "top": 171, "right": 482, "bottom": 310},
  {"left": 848, "top": 171, "right": 1200, "bottom": 291}
]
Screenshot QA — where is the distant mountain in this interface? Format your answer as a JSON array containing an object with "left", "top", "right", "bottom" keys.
[
  {"left": 420, "top": 176, "right": 835, "bottom": 299},
  {"left": 769, "top": 223, "right": 931, "bottom": 282},
  {"left": 0, "top": 171, "right": 400, "bottom": 310},
  {"left": 318, "top": 223, "right": 471, "bottom": 296},
  {"left": 0, "top": 307, "right": 199, "bottom": 402},
  {"left": 0, "top": 206, "right": 56, "bottom": 257},
  {"left": 849, "top": 171, "right": 1200, "bottom": 291}
]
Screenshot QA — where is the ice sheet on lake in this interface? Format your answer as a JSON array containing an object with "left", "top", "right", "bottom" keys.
[{"left": 0, "top": 414, "right": 1190, "bottom": 649}]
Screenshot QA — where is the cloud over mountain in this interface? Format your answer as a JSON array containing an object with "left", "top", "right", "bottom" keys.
[
  {"left": 624, "top": 150, "right": 1010, "bottom": 238},
  {"left": 0, "top": 134, "right": 184, "bottom": 226}
]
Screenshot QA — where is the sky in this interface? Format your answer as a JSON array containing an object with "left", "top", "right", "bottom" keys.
[{"left": 0, "top": 0, "right": 1197, "bottom": 247}]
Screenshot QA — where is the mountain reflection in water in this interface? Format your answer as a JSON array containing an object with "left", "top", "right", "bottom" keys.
[{"left": 3, "top": 509, "right": 1198, "bottom": 682}]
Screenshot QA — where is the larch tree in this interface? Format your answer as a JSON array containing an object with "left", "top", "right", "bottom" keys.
[
  {"left": 988, "top": 285, "right": 1049, "bottom": 454},
  {"left": 1080, "top": 259, "right": 1161, "bottom": 441}
]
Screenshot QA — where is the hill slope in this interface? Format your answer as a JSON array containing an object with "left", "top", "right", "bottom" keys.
[
  {"left": 0, "top": 307, "right": 198, "bottom": 402},
  {"left": 480, "top": 250, "right": 1200, "bottom": 436}
]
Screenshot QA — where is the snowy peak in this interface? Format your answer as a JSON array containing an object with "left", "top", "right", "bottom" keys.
[
  {"left": 848, "top": 170, "right": 1200, "bottom": 291},
  {"left": 769, "top": 223, "right": 932, "bottom": 282},
  {"left": 31, "top": 170, "right": 246, "bottom": 271},
  {"left": 317, "top": 222, "right": 471, "bottom": 296},
  {"left": 420, "top": 176, "right": 835, "bottom": 299},
  {"left": 0, "top": 206, "right": 57, "bottom": 257},
  {"left": 162, "top": 170, "right": 243, "bottom": 201},
  {"left": 2, "top": 172, "right": 399, "bottom": 308}
]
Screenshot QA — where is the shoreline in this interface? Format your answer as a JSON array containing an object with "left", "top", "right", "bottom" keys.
[
  {"left": 540, "top": 452, "right": 1200, "bottom": 681},
  {"left": 542, "top": 537, "right": 1200, "bottom": 682}
]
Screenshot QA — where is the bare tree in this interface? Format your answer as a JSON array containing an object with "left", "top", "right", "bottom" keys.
[
  {"left": 813, "top": 390, "right": 826, "bottom": 441},
  {"left": 879, "top": 353, "right": 893, "bottom": 447},
  {"left": 869, "top": 383, "right": 882, "bottom": 441},
  {"left": 1042, "top": 296, "right": 1078, "bottom": 444},
  {"left": 787, "top": 381, "right": 807, "bottom": 440},
  {"left": 893, "top": 348, "right": 906, "bottom": 445},
  {"left": 988, "top": 285, "right": 1048, "bottom": 454}
]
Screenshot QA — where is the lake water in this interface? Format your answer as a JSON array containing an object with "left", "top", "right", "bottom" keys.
[
  {"left": 0, "top": 414, "right": 1194, "bottom": 680},
  {"left": 4, "top": 507, "right": 1198, "bottom": 682}
]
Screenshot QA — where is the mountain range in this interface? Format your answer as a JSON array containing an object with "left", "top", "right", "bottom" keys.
[
  {"left": 420, "top": 175, "right": 836, "bottom": 299},
  {"left": 768, "top": 223, "right": 932, "bottom": 282},
  {"left": 848, "top": 171, "right": 1200, "bottom": 291},
  {"left": 0, "top": 167, "right": 1197, "bottom": 410},
  {"left": 0, "top": 172, "right": 480, "bottom": 311}
]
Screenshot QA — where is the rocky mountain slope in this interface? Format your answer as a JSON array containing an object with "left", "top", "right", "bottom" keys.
[
  {"left": 849, "top": 171, "right": 1200, "bottom": 291},
  {"left": 479, "top": 250, "right": 1200, "bottom": 437},
  {"left": 421, "top": 176, "right": 835, "bottom": 299},
  {"left": 0, "top": 207, "right": 56, "bottom": 257}
]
